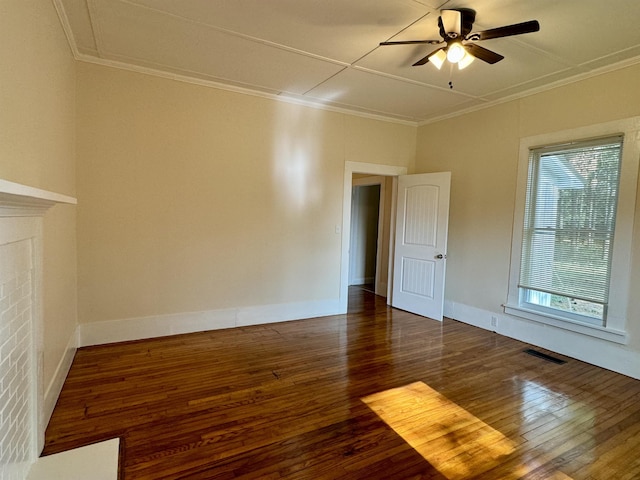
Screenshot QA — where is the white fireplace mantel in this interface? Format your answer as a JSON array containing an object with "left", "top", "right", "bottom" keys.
[
  {"left": 0, "top": 178, "right": 77, "bottom": 479},
  {"left": 0, "top": 178, "right": 77, "bottom": 215}
]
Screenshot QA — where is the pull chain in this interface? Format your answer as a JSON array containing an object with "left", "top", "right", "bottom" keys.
[{"left": 448, "top": 62, "right": 455, "bottom": 89}]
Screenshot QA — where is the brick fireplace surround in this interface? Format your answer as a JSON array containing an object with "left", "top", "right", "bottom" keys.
[{"left": 0, "top": 180, "right": 75, "bottom": 480}]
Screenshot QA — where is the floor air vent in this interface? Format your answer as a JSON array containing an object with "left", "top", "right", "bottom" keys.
[{"left": 524, "top": 349, "right": 567, "bottom": 364}]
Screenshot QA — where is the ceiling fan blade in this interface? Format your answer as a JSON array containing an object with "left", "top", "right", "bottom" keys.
[
  {"left": 472, "top": 20, "right": 540, "bottom": 41},
  {"left": 412, "top": 47, "right": 445, "bottom": 66},
  {"left": 464, "top": 44, "right": 504, "bottom": 64},
  {"left": 412, "top": 54, "right": 432, "bottom": 66},
  {"left": 380, "top": 39, "right": 441, "bottom": 46}
]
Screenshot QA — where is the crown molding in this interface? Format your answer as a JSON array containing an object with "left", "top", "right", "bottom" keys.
[
  {"left": 77, "top": 54, "right": 420, "bottom": 127},
  {"left": 52, "top": 0, "right": 640, "bottom": 129},
  {"left": 417, "top": 55, "right": 640, "bottom": 126}
]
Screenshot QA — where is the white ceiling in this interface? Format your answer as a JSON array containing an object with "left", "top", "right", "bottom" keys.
[{"left": 56, "top": 0, "right": 640, "bottom": 124}]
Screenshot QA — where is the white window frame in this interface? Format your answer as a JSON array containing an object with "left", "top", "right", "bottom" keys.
[{"left": 506, "top": 117, "right": 640, "bottom": 344}]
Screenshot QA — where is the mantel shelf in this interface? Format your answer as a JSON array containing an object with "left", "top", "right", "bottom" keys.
[{"left": 0, "top": 179, "right": 77, "bottom": 217}]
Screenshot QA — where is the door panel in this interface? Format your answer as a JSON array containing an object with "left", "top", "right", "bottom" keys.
[
  {"left": 392, "top": 172, "right": 450, "bottom": 320},
  {"left": 404, "top": 185, "right": 439, "bottom": 246},
  {"left": 401, "top": 257, "right": 435, "bottom": 297}
]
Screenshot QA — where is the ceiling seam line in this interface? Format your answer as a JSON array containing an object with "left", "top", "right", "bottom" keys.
[
  {"left": 301, "top": 67, "right": 350, "bottom": 96},
  {"left": 380, "top": 12, "right": 433, "bottom": 43},
  {"left": 118, "top": 0, "right": 351, "bottom": 68},
  {"left": 351, "top": 66, "right": 483, "bottom": 100},
  {"left": 85, "top": 0, "right": 105, "bottom": 58}
]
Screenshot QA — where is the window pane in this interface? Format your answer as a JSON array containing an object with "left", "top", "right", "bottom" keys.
[
  {"left": 519, "top": 137, "right": 622, "bottom": 316},
  {"left": 523, "top": 288, "right": 604, "bottom": 320}
]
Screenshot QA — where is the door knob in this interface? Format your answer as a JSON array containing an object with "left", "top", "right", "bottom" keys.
[{"left": 435, "top": 253, "right": 447, "bottom": 259}]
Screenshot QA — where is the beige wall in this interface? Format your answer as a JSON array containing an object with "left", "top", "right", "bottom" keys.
[
  {"left": 0, "top": 1, "right": 77, "bottom": 388},
  {"left": 76, "top": 63, "right": 415, "bottom": 324},
  {"left": 8, "top": 0, "right": 638, "bottom": 383},
  {"left": 416, "top": 63, "right": 640, "bottom": 352}
]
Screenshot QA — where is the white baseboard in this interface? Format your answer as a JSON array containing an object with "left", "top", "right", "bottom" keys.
[
  {"left": 80, "top": 298, "right": 343, "bottom": 347},
  {"left": 43, "top": 326, "right": 79, "bottom": 428},
  {"left": 349, "top": 277, "right": 375, "bottom": 286},
  {"left": 445, "top": 300, "right": 640, "bottom": 380}
]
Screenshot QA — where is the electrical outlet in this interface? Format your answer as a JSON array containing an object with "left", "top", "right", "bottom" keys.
[{"left": 491, "top": 316, "right": 498, "bottom": 328}]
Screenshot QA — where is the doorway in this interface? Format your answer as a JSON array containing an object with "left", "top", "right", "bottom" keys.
[
  {"left": 340, "top": 162, "right": 451, "bottom": 320},
  {"left": 339, "top": 162, "right": 408, "bottom": 313},
  {"left": 348, "top": 176, "right": 390, "bottom": 297},
  {"left": 349, "top": 183, "right": 380, "bottom": 292}
]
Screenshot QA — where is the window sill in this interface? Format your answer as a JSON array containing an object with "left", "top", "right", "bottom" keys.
[{"left": 504, "top": 304, "right": 628, "bottom": 344}]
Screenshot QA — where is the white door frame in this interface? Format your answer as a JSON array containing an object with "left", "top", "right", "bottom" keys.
[{"left": 340, "top": 162, "right": 407, "bottom": 313}]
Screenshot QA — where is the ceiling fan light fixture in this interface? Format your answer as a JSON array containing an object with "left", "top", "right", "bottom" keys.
[
  {"left": 446, "top": 42, "right": 466, "bottom": 63},
  {"left": 429, "top": 49, "right": 447, "bottom": 69},
  {"left": 457, "top": 51, "right": 474, "bottom": 70},
  {"left": 441, "top": 10, "right": 461, "bottom": 37}
]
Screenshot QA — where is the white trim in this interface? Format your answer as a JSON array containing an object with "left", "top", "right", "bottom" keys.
[
  {"left": 43, "top": 326, "right": 79, "bottom": 428},
  {"left": 0, "top": 180, "right": 76, "bottom": 217},
  {"left": 51, "top": 0, "right": 417, "bottom": 126},
  {"left": 80, "top": 53, "right": 640, "bottom": 128},
  {"left": 0, "top": 179, "right": 76, "bottom": 205},
  {"left": 349, "top": 276, "right": 376, "bottom": 285},
  {"left": 85, "top": 0, "right": 105, "bottom": 58},
  {"left": 51, "top": 0, "right": 640, "bottom": 127},
  {"left": 504, "top": 304, "right": 627, "bottom": 344},
  {"left": 76, "top": 55, "right": 418, "bottom": 127},
  {"left": 0, "top": 180, "right": 78, "bottom": 466},
  {"left": 79, "top": 298, "right": 342, "bottom": 347},
  {"left": 340, "top": 162, "right": 407, "bottom": 313},
  {"left": 51, "top": 0, "right": 81, "bottom": 58},
  {"left": 27, "top": 438, "right": 120, "bottom": 480},
  {"left": 387, "top": 177, "right": 399, "bottom": 302},
  {"left": 445, "top": 300, "right": 640, "bottom": 380},
  {"left": 418, "top": 55, "right": 640, "bottom": 126},
  {"left": 0, "top": 219, "right": 42, "bottom": 472}
]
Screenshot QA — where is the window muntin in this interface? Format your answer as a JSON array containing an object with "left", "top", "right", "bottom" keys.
[{"left": 518, "top": 136, "right": 623, "bottom": 326}]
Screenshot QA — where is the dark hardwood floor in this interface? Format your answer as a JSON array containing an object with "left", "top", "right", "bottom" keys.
[{"left": 44, "top": 287, "right": 640, "bottom": 479}]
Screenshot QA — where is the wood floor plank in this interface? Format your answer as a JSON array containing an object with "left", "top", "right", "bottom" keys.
[{"left": 43, "top": 287, "right": 640, "bottom": 479}]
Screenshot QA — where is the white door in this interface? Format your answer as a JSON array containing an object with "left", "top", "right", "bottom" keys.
[{"left": 392, "top": 172, "right": 451, "bottom": 320}]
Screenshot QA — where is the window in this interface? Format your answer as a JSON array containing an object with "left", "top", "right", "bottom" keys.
[
  {"left": 506, "top": 119, "right": 640, "bottom": 343},
  {"left": 519, "top": 136, "right": 622, "bottom": 326}
]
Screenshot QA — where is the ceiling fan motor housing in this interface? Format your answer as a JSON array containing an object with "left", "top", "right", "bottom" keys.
[{"left": 441, "top": 8, "right": 476, "bottom": 38}]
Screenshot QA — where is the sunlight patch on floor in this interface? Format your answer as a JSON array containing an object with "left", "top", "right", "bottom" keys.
[{"left": 362, "top": 381, "right": 573, "bottom": 480}]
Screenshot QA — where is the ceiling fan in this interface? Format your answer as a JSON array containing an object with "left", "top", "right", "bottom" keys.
[{"left": 380, "top": 8, "right": 540, "bottom": 70}]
